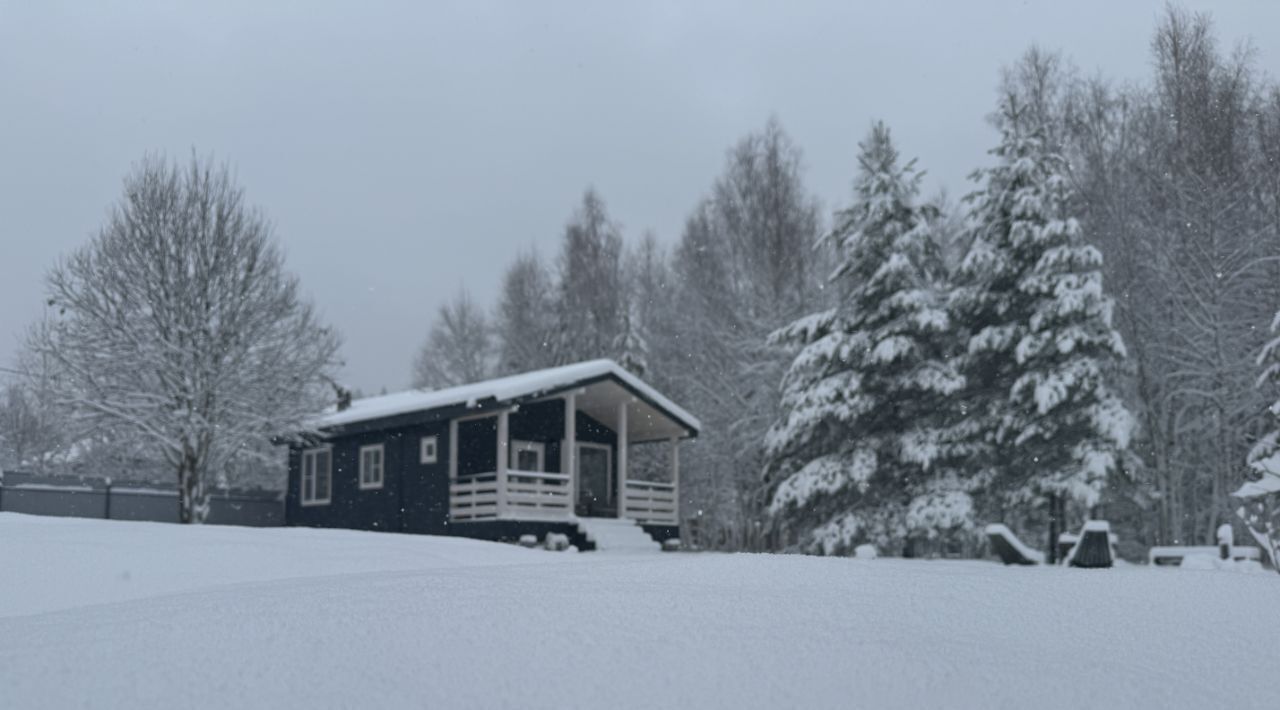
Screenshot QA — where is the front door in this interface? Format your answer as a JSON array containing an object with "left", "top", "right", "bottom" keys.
[{"left": 575, "top": 443, "right": 612, "bottom": 516}]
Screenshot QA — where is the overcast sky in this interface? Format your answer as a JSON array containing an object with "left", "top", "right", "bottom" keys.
[{"left": 2, "top": 1, "right": 1277, "bottom": 394}]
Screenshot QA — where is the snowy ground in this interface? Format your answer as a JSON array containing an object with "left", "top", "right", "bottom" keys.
[{"left": 1, "top": 513, "right": 1275, "bottom": 709}]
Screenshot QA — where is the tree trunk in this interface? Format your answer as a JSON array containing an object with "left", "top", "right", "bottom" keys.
[
  {"left": 177, "top": 454, "right": 208, "bottom": 524},
  {"left": 1047, "top": 492, "right": 1061, "bottom": 564}
]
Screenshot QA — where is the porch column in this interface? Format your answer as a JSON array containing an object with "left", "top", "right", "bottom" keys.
[
  {"left": 448, "top": 418, "right": 459, "bottom": 523},
  {"left": 448, "top": 419, "right": 458, "bottom": 482},
  {"left": 564, "top": 394, "right": 576, "bottom": 513},
  {"left": 616, "top": 400, "right": 628, "bottom": 518},
  {"left": 496, "top": 410, "right": 509, "bottom": 517},
  {"left": 670, "top": 436, "right": 680, "bottom": 523}
]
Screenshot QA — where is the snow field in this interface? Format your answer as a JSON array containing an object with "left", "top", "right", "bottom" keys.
[{"left": 1, "top": 513, "right": 1276, "bottom": 709}]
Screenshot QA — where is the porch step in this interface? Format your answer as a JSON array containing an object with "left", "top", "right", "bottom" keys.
[{"left": 575, "top": 517, "right": 661, "bottom": 553}]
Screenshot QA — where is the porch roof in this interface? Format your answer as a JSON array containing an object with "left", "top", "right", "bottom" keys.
[{"left": 315, "top": 359, "right": 700, "bottom": 438}]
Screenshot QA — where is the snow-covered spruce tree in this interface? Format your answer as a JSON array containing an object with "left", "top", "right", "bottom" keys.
[
  {"left": 38, "top": 155, "right": 342, "bottom": 523},
  {"left": 765, "top": 123, "right": 965, "bottom": 556},
  {"left": 1238, "top": 312, "right": 1280, "bottom": 572},
  {"left": 951, "top": 96, "right": 1132, "bottom": 541}
]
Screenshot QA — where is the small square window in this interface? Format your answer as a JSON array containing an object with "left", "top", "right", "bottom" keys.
[{"left": 420, "top": 436, "right": 438, "bottom": 464}]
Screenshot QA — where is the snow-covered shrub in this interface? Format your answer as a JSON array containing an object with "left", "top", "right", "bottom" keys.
[
  {"left": 517, "top": 534, "right": 539, "bottom": 548},
  {"left": 854, "top": 544, "right": 878, "bottom": 560}
]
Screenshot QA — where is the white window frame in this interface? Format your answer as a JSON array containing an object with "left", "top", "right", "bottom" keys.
[
  {"left": 510, "top": 439, "right": 546, "bottom": 472},
  {"left": 301, "top": 446, "right": 332, "bottom": 506},
  {"left": 359, "top": 443, "right": 385, "bottom": 490},
  {"left": 420, "top": 435, "right": 438, "bottom": 464}
]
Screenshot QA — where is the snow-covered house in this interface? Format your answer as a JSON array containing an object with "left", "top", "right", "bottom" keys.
[{"left": 285, "top": 360, "right": 698, "bottom": 549}]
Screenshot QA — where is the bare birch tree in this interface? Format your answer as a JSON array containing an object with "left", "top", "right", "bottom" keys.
[
  {"left": 412, "top": 287, "right": 494, "bottom": 388},
  {"left": 493, "top": 249, "right": 558, "bottom": 375},
  {"left": 36, "top": 154, "right": 342, "bottom": 523}
]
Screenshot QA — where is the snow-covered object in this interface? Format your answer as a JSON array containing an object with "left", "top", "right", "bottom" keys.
[
  {"left": 984, "top": 523, "right": 1045, "bottom": 565},
  {"left": 854, "top": 544, "right": 878, "bottom": 560},
  {"left": 951, "top": 97, "right": 1132, "bottom": 510},
  {"left": 766, "top": 123, "right": 969, "bottom": 555},
  {"left": 315, "top": 359, "right": 700, "bottom": 432},
  {"left": 518, "top": 534, "right": 539, "bottom": 548},
  {"left": 661, "top": 538, "right": 681, "bottom": 552},
  {"left": 543, "top": 532, "right": 570, "bottom": 551},
  {"left": 1216, "top": 523, "right": 1233, "bottom": 547},
  {"left": 1064, "top": 520, "right": 1114, "bottom": 569}
]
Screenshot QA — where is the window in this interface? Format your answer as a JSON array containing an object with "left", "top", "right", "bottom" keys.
[
  {"left": 510, "top": 440, "right": 545, "bottom": 472},
  {"left": 359, "top": 444, "right": 384, "bottom": 490},
  {"left": 420, "top": 436, "right": 438, "bottom": 464},
  {"left": 301, "top": 447, "right": 332, "bottom": 506}
]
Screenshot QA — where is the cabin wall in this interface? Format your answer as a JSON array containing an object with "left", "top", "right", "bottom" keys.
[
  {"left": 286, "top": 420, "right": 450, "bottom": 534},
  {"left": 286, "top": 401, "right": 622, "bottom": 535}
]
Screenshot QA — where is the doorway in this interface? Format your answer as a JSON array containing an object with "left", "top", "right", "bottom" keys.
[{"left": 575, "top": 442, "right": 613, "bottom": 517}]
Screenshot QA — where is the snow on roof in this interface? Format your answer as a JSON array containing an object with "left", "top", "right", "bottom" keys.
[{"left": 317, "top": 359, "right": 701, "bottom": 432}]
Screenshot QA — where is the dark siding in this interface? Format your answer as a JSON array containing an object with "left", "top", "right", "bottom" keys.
[
  {"left": 286, "top": 422, "right": 450, "bottom": 534},
  {"left": 510, "top": 400, "right": 566, "bottom": 472},
  {"left": 402, "top": 421, "right": 450, "bottom": 535},
  {"left": 457, "top": 417, "right": 497, "bottom": 476}
]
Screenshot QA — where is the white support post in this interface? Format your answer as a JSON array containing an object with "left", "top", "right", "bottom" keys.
[
  {"left": 616, "top": 400, "right": 629, "bottom": 519},
  {"left": 496, "top": 410, "right": 509, "bottom": 518},
  {"left": 670, "top": 436, "right": 680, "bottom": 524},
  {"left": 448, "top": 419, "right": 458, "bottom": 482},
  {"left": 447, "top": 418, "right": 459, "bottom": 523},
  {"left": 564, "top": 394, "right": 576, "bottom": 514}
]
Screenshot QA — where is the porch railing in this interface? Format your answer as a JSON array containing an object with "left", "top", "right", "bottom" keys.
[
  {"left": 449, "top": 470, "right": 572, "bottom": 522},
  {"left": 620, "top": 479, "right": 678, "bottom": 526},
  {"left": 449, "top": 471, "right": 678, "bottom": 526}
]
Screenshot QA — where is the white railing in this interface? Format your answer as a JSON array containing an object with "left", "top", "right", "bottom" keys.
[
  {"left": 503, "top": 470, "right": 572, "bottom": 518},
  {"left": 621, "top": 479, "right": 678, "bottom": 526},
  {"left": 449, "top": 470, "right": 572, "bottom": 522},
  {"left": 448, "top": 473, "right": 500, "bottom": 521}
]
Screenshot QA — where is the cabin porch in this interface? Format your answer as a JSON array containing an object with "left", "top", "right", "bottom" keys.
[{"left": 446, "top": 378, "right": 683, "bottom": 529}]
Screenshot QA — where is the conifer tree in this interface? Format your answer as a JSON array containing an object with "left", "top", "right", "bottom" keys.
[
  {"left": 766, "top": 123, "right": 964, "bottom": 555},
  {"left": 951, "top": 97, "right": 1132, "bottom": 535}
]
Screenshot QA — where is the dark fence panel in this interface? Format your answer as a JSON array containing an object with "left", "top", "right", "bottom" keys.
[{"left": 0, "top": 470, "right": 282, "bottom": 527}]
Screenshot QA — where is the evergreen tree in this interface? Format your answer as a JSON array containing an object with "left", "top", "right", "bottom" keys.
[
  {"left": 765, "top": 123, "right": 964, "bottom": 556},
  {"left": 1238, "top": 310, "right": 1280, "bottom": 571},
  {"left": 952, "top": 96, "right": 1132, "bottom": 534}
]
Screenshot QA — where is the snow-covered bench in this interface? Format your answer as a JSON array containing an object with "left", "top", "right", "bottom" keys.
[{"left": 1148, "top": 546, "right": 1261, "bottom": 566}]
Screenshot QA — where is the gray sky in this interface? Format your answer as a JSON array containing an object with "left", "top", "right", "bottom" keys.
[{"left": 2, "top": 1, "right": 1277, "bottom": 394}]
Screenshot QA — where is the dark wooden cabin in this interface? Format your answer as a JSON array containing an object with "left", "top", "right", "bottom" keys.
[{"left": 284, "top": 360, "right": 699, "bottom": 550}]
